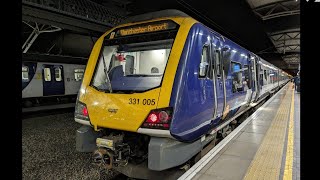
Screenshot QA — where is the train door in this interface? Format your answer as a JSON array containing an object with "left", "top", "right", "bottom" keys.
[
  {"left": 198, "top": 44, "right": 216, "bottom": 125},
  {"left": 211, "top": 46, "right": 226, "bottom": 120},
  {"left": 42, "top": 64, "right": 65, "bottom": 96},
  {"left": 249, "top": 56, "right": 258, "bottom": 103},
  {"left": 256, "top": 58, "right": 263, "bottom": 98}
]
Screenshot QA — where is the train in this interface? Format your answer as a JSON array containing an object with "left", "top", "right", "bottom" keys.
[
  {"left": 74, "top": 10, "right": 291, "bottom": 179},
  {"left": 22, "top": 54, "right": 86, "bottom": 108}
]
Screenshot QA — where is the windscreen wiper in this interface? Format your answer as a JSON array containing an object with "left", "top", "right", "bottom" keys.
[{"left": 101, "top": 53, "right": 113, "bottom": 93}]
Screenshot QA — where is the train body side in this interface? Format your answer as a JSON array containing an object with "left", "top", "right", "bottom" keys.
[
  {"left": 22, "top": 62, "right": 85, "bottom": 98},
  {"left": 169, "top": 23, "right": 256, "bottom": 141}
]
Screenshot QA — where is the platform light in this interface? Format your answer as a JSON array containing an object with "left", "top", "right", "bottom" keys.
[
  {"left": 240, "top": 54, "right": 245, "bottom": 57},
  {"left": 232, "top": 49, "right": 237, "bottom": 53}
]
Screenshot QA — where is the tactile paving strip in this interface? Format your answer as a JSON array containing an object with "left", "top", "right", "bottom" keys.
[{"left": 243, "top": 85, "right": 293, "bottom": 180}]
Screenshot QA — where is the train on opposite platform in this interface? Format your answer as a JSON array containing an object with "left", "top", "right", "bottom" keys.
[
  {"left": 22, "top": 54, "right": 86, "bottom": 108},
  {"left": 74, "top": 10, "right": 291, "bottom": 179}
]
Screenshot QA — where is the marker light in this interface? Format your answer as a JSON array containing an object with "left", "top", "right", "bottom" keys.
[{"left": 141, "top": 107, "right": 173, "bottom": 130}]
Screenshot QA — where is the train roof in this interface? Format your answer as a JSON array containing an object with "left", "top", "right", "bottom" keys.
[
  {"left": 121, "top": 9, "right": 189, "bottom": 24},
  {"left": 120, "top": 9, "right": 289, "bottom": 75}
]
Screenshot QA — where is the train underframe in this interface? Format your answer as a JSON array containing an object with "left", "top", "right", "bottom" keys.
[
  {"left": 76, "top": 108, "right": 256, "bottom": 179},
  {"left": 22, "top": 94, "right": 77, "bottom": 108}
]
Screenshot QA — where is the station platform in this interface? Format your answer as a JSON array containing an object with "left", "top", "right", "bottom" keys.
[{"left": 179, "top": 82, "right": 300, "bottom": 180}]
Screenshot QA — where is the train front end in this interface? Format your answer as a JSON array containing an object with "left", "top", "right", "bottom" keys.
[{"left": 74, "top": 16, "right": 198, "bottom": 176}]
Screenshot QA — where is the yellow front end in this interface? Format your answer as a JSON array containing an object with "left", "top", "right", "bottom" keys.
[
  {"left": 76, "top": 17, "right": 196, "bottom": 133},
  {"left": 84, "top": 87, "right": 160, "bottom": 131}
]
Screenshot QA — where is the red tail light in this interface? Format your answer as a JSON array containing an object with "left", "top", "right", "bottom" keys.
[
  {"left": 82, "top": 106, "right": 88, "bottom": 117},
  {"left": 75, "top": 101, "right": 90, "bottom": 122},
  {"left": 141, "top": 107, "right": 173, "bottom": 130},
  {"left": 147, "top": 113, "right": 159, "bottom": 123}
]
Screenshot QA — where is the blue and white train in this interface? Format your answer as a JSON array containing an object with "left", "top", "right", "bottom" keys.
[{"left": 22, "top": 57, "right": 86, "bottom": 107}]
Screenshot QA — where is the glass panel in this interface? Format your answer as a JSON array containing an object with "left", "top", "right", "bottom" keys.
[
  {"left": 91, "top": 39, "right": 175, "bottom": 92},
  {"left": 55, "top": 67, "right": 62, "bottom": 81},
  {"left": 44, "top": 68, "right": 51, "bottom": 81},
  {"left": 74, "top": 69, "right": 84, "bottom": 81},
  {"left": 231, "top": 62, "right": 243, "bottom": 93},
  {"left": 199, "top": 46, "right": 209, "bottom": 78},
  {"left": 22, "top": 66, "right": 29, "bottom": 81}
]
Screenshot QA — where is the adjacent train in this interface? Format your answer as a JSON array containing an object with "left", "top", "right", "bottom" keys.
[
  {"left": 22, "top": 55, "right": 86, "bottom": 107},
  {"left": 75, "top": 10, "right": 290, "bottom": 178}
]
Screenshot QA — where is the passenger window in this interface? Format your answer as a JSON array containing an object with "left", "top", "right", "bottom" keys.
[
  {"left": 214, "top": 51, "right": 221, "bottom": 77},
  {"left": 259, "top": 74, "right": 264, "bottom": 86},
  {"left": 243, "top": 65, "right": 251, "bottom": 89},
  {"left": 22, "top": 66, "right": 29, "bottom": 82},
  {"left": 44, "top": 68, "right": 51, "bottom": 81},
  {"left": 269, "top": 70, "right": 273, "bottom": 84},
  {"left": 74, "top": 69, "right": 84, "bottom": 81},
  {"left": 199, "top": 46, "right": 209, "bottom": 78},
  {"left": 55, "top": 67, "right": 62, "bottom": 81},
  {"left": 231, "top": 62, "right": 243, "bottom": 93}
]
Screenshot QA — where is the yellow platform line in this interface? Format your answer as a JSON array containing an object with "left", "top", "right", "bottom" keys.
[
  {"left": 283, "top": 87, "right": 295, "bottom": 180},
  {"left": 243, "top": 84, "right": 293, "bottom": 180}
]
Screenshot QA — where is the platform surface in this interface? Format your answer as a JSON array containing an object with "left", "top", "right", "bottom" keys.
[{"left": 183, "top": 83, "right": 299, "bottom": 180}]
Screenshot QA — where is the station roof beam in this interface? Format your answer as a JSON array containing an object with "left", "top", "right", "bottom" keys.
[{"left": 22, "top": 0, "right": 127, "bottom": 36}]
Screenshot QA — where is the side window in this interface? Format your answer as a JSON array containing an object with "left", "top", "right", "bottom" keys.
[
  {"left": 214, "top": 51, "right": 221, "bottom": 77},
  {"left": 199, "top": 46, "right": 209, "bottom": 78},
  {"left": 269, "top": 70, "right": 273, "bottom": 84},
  {"left": 55, "top": 67, "right": 62, "bottom": 81},
  {"left": 74, "top": 69, "right": 85, "bottom": 81},
  {"left": 44, "top": 68, "right": 51, "bottom": 81},
  {"left": 259, "top": 74, "right": 264, "bottom": 86},
  {"left": 231, "top": 62, "right": 243, "bottom": 93},
  {"left": 22, "top": 66, "right": 29, "bottom": 82},
  {"left": 243, "top": 65, "right": 251, "bottom": 89}
]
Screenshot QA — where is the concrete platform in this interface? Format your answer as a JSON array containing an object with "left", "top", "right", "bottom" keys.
[{"left": 179, "top": 83, "right": 300, "bottom": 180}]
